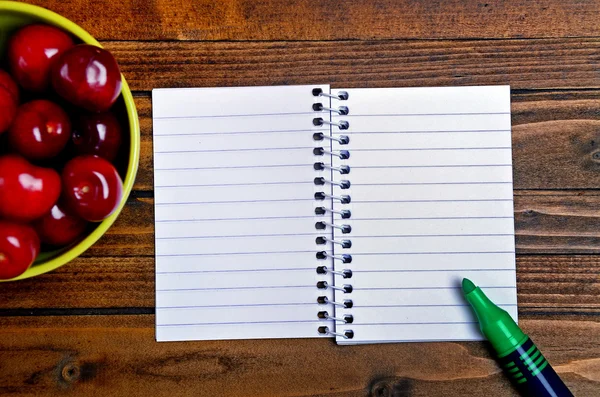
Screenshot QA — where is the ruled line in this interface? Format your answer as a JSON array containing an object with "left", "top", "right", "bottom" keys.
[
  {"left": 351, "top": 268, "right": 515, "bottom": 273},
  {"left": 154, "top": 111, "right": 317, "bottom": 120},
  {"left": 154, "top": 197, "right": 512, "bottom": 206},
  {"left": 349, "top": 216, "right": 515, "bottom": 220},
  {"left": 155, "top": 303, "right": 517, "bottom": 310},
  {"left": 156, "top": 215, "right": 316, "bottom": 223},
  {"left": 352, "top": 182, "right": 512, "bottom": 186},
  {"left": 155, "top": 216, "right": 513, "bottom": 223},
  {"left": 155, "top": 165, "right": 511, "bottom": 171},
  {"left": 157, "top": 268, "right": 315, "bottom": 274},
  {"left": 348, "top": 234, "right": 514, "bottom": 238},
  {"left": 155, "top": 268, "right": 515, "bottom": 275},
  {"left": 155, "top": 197, "right": 512, "bottom": 205},
  {"left": 353, "top": 304, "right": 518, "bottom": 308},
  {"left": 156, "top": 320, "right": 483, "bottom": 328},
  {"left": 156, "top": 233, "right": 320, "bottom": 240},
  {"left": 155, "top": 251, "right": 315, "bottom": 257},
  {"left": 342, "top": 112, "right": 510, "bottom": 117},
  {"left": 155, "top": 146, "right": 314, "bottom": 154},
  {"left": 157, "top": 320, "right": 329, "bottom": 327},
  {"left": 155, "top": 164, "right": 313, "bottom": 171},
  {"left": 154, "top": 129, "right": 328, "bottom": 137},
  {"left": 155, "top": 181, "right": 313, "bottom": 188},
  {"left": 155, "top": 251, "right": 513, "bottom": 258},
  {"left": 351, "top": 164, "right": 512, "bottom": 169},
  {"left": 156, "top": 285, "right": 315, "bottom": 292},
  {"left": 343, "top": 129, "right": 511, "bottom": 134},
  {"left": 156, "top": 233, "right": 515, "bottom": 241},
  {"left": 156, "top": 285, "right": 514, "bottom": 293},
  {"left": 352, "top": 286, "right": 516, "bottom": 291},
  {"left": 157, "top": 303, "right": 316, "bottom": 309},
  {"left": 351, "top": 147, "right": 511, "bottom": 151},
  {"left": 155, "top": 181, "right": 510, "bottom": 189},
  {"left": 338, "top": 322, "right": 480, "bottom": 326},
  {"left": 155, "top": 198, "right": 314, "bottom": 206},
  {"left": 350, "top": 251, "right": 515, "bottom": 255},
  {"left": 351, "top": 199, "right": 513, "bottom": 203}
]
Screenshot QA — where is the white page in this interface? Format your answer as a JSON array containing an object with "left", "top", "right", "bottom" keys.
[
  {"left": 329, "top": 86, "right": 517, "bottom": 344},
  {"left": 153, "top": 85, "right": 334, "bottom": 341}
]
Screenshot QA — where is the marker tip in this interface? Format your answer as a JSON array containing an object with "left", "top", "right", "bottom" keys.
[{"left": 462, "top": 278, "right": 477, "bottom": 294}]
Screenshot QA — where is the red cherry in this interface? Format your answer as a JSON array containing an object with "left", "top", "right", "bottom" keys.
[
  {"left": 8, "top": 24, "right": 74, "bottom": 92},
  {"left": 0, "top": 69, "right": 19, "bottom": 134},
  {"left": 0, "top": 221, "right": 40, "bottom": 280},
  {"left": 51, "top": 44, "right": 122, "bottom": 112},
  {"left": 0, "top": 69, "right": 19, "bottom": 100},
  {"left": 72, "top": 112, "right": 122, "bottom": 161},
  {"left": 33, "top": 202, "right": 87, "bottom": 246},
  {"left": 0, "top": 90, "right": 17, "bottom": 135},
  {"left": 0, "top": 154, "right": 61, "bottom": 222},
  {"left": 62, "top": 155, "right": 123, "bottom": 221},
  {"left": 8, "top": 100, "right": 71, "bottom": 160}
]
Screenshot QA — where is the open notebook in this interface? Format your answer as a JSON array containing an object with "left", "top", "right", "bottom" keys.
[{"left": 152, "top": 85, "right": 517, "bottom": 344}]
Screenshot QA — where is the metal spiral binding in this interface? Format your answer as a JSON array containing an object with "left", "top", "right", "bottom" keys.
[{"left": 312, "top": 87, "right": 354, "bottom": 340}]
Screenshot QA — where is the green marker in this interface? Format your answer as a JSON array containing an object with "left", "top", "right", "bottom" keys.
[{"left": 462, "top": 278, "right": 573, "bottom": 397}]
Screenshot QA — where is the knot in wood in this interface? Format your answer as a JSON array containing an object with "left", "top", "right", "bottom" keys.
[
  {"left": 370, "top": 380, "right": 392, "bottom": 397},
  {"left": 61, "top": 363, "right": 80, "bottom": 383},
  {"left": 523, "top": 209, "right": 537, "bottom": 217}
]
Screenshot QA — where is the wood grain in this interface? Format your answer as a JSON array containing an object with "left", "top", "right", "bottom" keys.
[
  {"left": 24, "top": 0, "right": 600, "bottom": 41},
  {"left": 106, "top": 39, "right": 600, "bottom": 92},
  {"left": 0, "top": 316, "right": 598, "bottom": 396}
]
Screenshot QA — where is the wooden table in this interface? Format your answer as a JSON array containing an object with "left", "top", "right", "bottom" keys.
[{"left": 2, "top": 1, "right": 600, "bottom": 395}]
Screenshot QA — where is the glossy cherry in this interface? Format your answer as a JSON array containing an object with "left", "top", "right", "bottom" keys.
[
  {"left": 51, "top": 44, "right": 122, "bottom": 112},
  {"left": 33, "top": 202, "right": 88, "bottom": 246},
  {"left": 0, "top": 69, "right": 19, "bottom": 99},
  {"left": 0, "top": 154, "right": 61, "bottom": 222},
  {"left": 62, "top": 155, "right": 123, "bottom": 221},
  {"left": 72, "top": 112, "right": 122, "bottom": 161},
  {"left": 8, "top": 100, "right": 71, "bottom": 160},
  {"left": 0, "top": 69, "right": 19, "bottom": 134},
  {"left": 0, "top": 221, "right": 40, "bottom": 280},
  {"left": 8, "top": 24, "right": 74, "bottom": 92}
]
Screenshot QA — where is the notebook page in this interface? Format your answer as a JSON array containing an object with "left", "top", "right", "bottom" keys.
[
  {"left": 329, "top": 86, "right": 517, "bottom": 344},
  {"left": 152, "top": 85, "right": 334, "bottom": 341}
]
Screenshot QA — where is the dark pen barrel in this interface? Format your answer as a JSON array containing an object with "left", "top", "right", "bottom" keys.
[{"left": 498, "top": 337, "right": 573, "bottom": 397}]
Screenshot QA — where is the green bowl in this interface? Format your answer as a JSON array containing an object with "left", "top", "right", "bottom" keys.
[{"left": 0, "top": 1, "right": 140, "bottom": 281}]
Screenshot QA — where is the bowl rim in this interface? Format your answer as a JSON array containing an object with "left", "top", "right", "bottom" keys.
[{"left": 0, "top": 1, "right": 141, "bottom": 281}]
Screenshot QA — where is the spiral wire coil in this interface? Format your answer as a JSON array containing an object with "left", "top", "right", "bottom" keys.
[{"left": 312, "top": 88, "right": 354, "bottom": 340}]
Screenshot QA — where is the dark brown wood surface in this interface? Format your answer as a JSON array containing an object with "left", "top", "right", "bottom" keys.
[{"left": 1, "top": 1, "right": 600, "bottom": 396}]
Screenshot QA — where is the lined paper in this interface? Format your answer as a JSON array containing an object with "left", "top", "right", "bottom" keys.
[
  {"left": 153, "top": 85, "right": 334, "bottom": 341},
  {"left": 330, "top": 86, "right": 517, "bottom": 344}
]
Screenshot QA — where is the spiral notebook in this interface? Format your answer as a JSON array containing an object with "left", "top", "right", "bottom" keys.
[{"left": 152, "top": 85, "right": 517, "bottom": 344}]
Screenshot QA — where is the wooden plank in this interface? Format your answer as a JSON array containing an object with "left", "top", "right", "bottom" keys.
[
  {"left": 25, "top": 0, "right": 600, "bottom": 41},
  {"left": 133, "top": 89, "right": 600, "bottom": 191},
  {"left": 1, "top": 254, "right": 599, "bottom": 314},
  {"left": 107, "top": 39, "right": 600, "bottom": 92},
  {"left": 514, "top": 191, "right": 600, "bottom": 254},
  {"left": 0, "top": 315, "right": 597, "bottom": 396}
]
